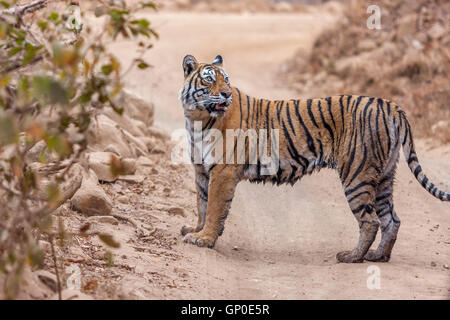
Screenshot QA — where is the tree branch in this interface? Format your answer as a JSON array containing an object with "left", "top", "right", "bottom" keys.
[{"left": 0, "top": 0, "right": 48, "bottom": 17}]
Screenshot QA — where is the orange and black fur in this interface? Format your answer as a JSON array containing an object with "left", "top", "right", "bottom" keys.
[{"left": 179, "top": 54, "right": 449, "bottom": 263}]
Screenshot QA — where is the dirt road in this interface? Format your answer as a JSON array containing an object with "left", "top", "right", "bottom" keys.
[{"left": 108, "top": 9, "right": 450, "bottom": 299}]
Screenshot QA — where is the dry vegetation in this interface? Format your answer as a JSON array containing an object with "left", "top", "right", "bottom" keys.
[
  {"left": 0, "top": 0, "right": 158, "bottom": 299},
  {"left": 282, "top": 0, "right": 450, "bottom": 142}
]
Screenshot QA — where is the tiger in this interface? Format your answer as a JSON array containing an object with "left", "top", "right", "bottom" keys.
[{"left": 178, "top": 54, "right": 450, "bottom": 263}]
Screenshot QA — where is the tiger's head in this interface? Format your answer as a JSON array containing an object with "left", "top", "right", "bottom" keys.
[{"left": 180, "top": 54, "right": 232, "bottom": 118}]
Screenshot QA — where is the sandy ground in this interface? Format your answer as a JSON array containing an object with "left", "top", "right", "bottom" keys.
[{"left": 42, "top": 9, "right": 449, "bottom": 300}]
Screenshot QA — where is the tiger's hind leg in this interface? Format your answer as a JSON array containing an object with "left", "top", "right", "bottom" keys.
[
  {"left": 364, "top": 172, "right": 401, "bottom": 262},
  {"left": 337, "top": 177, "right": 380, "bottom": 263}
]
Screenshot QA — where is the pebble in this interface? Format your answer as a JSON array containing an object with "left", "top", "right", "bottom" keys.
[
  {"left": 167, "top": 207, "right": 185, "bottom": 216},
  {"left": 88, "top": 215, "right": 119, "bottom": 225},
  {"left": 117, "top": 195, "right": 129, "bottom": 204}
]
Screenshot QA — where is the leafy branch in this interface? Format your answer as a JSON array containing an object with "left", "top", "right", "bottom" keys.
[{"left": 0, "top": 0, "right": 157, "bottom": 298}]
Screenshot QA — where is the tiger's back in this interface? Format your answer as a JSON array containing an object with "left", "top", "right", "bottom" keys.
[{"left": 223, "top": 92, "right": 399, "bottom": 187}]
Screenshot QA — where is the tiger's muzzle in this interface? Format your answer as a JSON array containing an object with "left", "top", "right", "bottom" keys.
[{"left": 206, "top": 94, "right": 232, "bottom": 117}]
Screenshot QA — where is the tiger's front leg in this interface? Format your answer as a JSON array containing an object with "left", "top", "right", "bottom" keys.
[
  {"left": 181, "top": 165, "right": 209, "bottom": 236},
  {"left": 182, "top": 165, "right": 238, "bottom": 248}
]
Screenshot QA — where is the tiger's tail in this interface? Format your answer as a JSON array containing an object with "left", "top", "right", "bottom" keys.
[{"left": 398, "top": 110, "right": 450, "bottom": 201}]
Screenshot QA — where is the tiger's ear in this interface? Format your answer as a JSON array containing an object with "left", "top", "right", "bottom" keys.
[
  {"left": 183, "top": 55, "right": 198, "bottom": 78},
  {"left": 212, "top": 55, "right": 223, "bottom": 66}
]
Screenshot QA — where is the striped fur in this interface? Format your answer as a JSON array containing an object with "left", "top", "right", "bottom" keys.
[{"left": 179, "top": 55, "right": 449, "bottom": 263}]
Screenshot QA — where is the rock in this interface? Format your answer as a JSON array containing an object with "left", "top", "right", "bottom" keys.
[
  {"left": 104, "top": 144, "right": 122, "bottom": 156},
  {"left": 122, "top": 158, "right": 137, "bottom": 175},
  {"left": 4, "top": 265, "right": 54, "bottom": 299},
  {"left": 431, "top": 120, "right": 449, "bottom": 135},
  {"left": 87, "top": 152, "right": 136, "bottom": 182},
  {"left": 30, "top": 163, "right": 83, "bottom": 203},
  {"left": 274, "top": 1, "right": 292, "bottom": 12},
  {"left": 112, "top": 183, "right": 123, "bottom": 193},
  {"left": 35, "top": 270, "right": 58, "bottom": 293},
  {"left": 120, "top": 89, "right": 154, "bottom": 127},
  {"left": 88, "top": 215, "right": 119, "bottom": 225},
  {"left": 118, "top": 175, "right": 145, "bottom": 184},
  {"left": 86, "top": 114, "right": 137, "bottom": 158},
  {"left": 357, "top": 39, "right": 377, "bottom": 52},
  {"left": 138, "top": 136, "right": 155, "bottom": 151},
  {"left": 69, "top": 246, "right": 89, "bottom": 260},
  {"left": 50, "top": 289, "right": 93, "bottom": 300},
  {"left": 103, "top": 108, "right": 147, "bottom": 138},
  {"left": 174, "top": 0, "right": 191, "bottom": 10},
  {"left": 117, "top": 195, "right": 129, "bottom": 204},
  {"left": 167, "top": 207, "right": 185, "bottom": 217},
  {"left": 71, "top": 169, "right": 112, "bottom": 216},
  {"left": 38, "top": 240, "right": 51, "bottom": 252},
  {"left": 136, "top": 156, "right": 153, "bottom": 167},
  {"left": 150, "top": 146, "right": 165, "bottom": 154},
  {"left": 120, "top": 128, "right": 148, "bottom": 156},
  {"left": 430, "top": 261, "right": 437, "bottom": 267},
  {"left": 147, "top": 126, "right": 169, "bottom": 141},
  {"left": 411, "top": 39, "right": 423, "bottom": 50},
  {"left": 323, "top": 1, "right": 342, "bottom": 14},
  {"left": 25, "top": 140, "right": 49, "bottom": 163},
  {"left": 86, "top": 151, "right": 117, "bottom": 182},
  {"left": 428, "top": 23, "right": 446, "bottom": 40}
]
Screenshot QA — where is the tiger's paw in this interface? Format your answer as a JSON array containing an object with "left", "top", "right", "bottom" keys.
[
  {"left": 180, "top": 225, "right": 195, "bottom": 236},
  {"left": 364, "top": 250, "right": 390, "bottom": 262},
  {"left": 182, "top": 232, "right": 216, "bottom": 248},
  {"left": 336, "top": 250, "right": 364, "bottom": 263}
]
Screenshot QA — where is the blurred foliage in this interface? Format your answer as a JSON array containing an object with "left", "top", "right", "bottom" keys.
[{"left": 0, "top": 0, "right": 157, "bottom": 298}]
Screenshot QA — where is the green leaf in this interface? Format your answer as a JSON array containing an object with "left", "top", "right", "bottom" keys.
[
  {"left": 37, "top": 20, "right": 47, "bottom": 31},
  {"left": 46, "top": 183, "right": 61, "bottom": 209},
  {"left": 98, "top": 234, "right": 120, "bottom": 248},
  {"left": 140, "top": 1, "right": 156, "bottom": 9},
  {"left": 136, "top": 59, "right": 151, "bottom": 69},
  {"left": 8, "top": 47, "right": 22, "bottom": 57},
  {"left": 27, "top": 246, "right": 44, "bottom": 268},
  {"left": 21, "top": 170, "right": 36, "bottom": 192},
  {"left": 101, "top": 64, "right": 113, "bottom": 75},
  {"left": 137, "top": 62, "right": 149, "bottom": 69},
  {"left": 105, "top": 251, "right": 114, "bottom": 267},
  {"left": 45, "top": 134, "right": 70, "bottom": 157},
  {"left": 32, "top": 76, "right": 69, "bottom": 105},
  {"left": 39, "top": 215, "right": 54, "bottom": 233},
  {"left": 0, "top": 114, "right": 19, "bottom": 145},
  {"left": 23, "top": 43, "right": 39, "bottom": 66},
  {"left": 49, "top": 12, "right": 59, "bottom": 21},
  {"left": 131, "top": 19, "right": 149, "bottom": 29},
  {"left": 79, "top": 91, "right": 93, "bottom": 104},
  {"left": 109, "top": 9, "right": 129, "bottom": 22}
]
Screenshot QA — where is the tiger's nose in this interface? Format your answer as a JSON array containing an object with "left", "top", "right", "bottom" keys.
[{"left": 220, "top": 91, "right": 232, "bottom": 99}]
